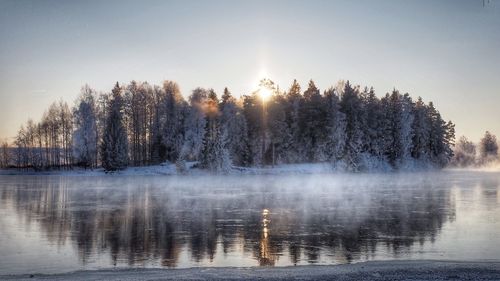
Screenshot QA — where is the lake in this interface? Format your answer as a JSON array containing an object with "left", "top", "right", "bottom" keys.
[{"left": 0, "top": 171, "right": 499, "bottom": 275}]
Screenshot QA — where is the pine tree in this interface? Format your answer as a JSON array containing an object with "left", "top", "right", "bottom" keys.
[
  {"left": 323, "top": 86, "right": 346, "bottom": 163},
  {"left": 220, "top": 88, "right": 250, "bottom": 166},
  {"left": 399, "top": 93, "right": 415, "bottom": 166},
  {"left": 284, "top": 79, "right": 303, "bottom": 162},
  {"left": 297, "top": 80, "right": 327, "bottom": 161},
  {"left": 380, "top": 90, "right": 414, "bottom": 168},
  {"left": 427, "top": 102, "right": 453, "bottom": 167},
  {"left": 200, "top": 123, "right": 231, "bottom": 173},
  {"left": 360, "top": 87, "right": 384, "bottom": 159},
  {"left": 242, "top": 93, "right": 265, "bottom": 166},
  {"left": 101, "top": 82, "right": 129, "bottom": 171},
  {"left": 383, "top": 90, "right": 402, "bottom": 167},
  {"left": 411, "top": 97, "right": 431, "bottom": 161},
  {"left": 339, "top": 81, "right": 364, "bottom": 171},
  {"left": 200, "top": 90, "right": 231, "bottom": 172},
  {"left": 267, "top": 91, "right": 290, "bottom": 165},
  {"left": 444, "top": 120, "right": 455, "bottom": 163},
  {"left": 221, "top": 87, "right": 232, "bottom": 105}
]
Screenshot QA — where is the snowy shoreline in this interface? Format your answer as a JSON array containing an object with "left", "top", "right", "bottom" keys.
[
  {"left": 0, "top": 162, "right": 338, "bottom": 176},
  {"left": 2, "top": 260, "right": 500, "bottom": 281},
  {"left": 0, "top": 162, "right": 448, "bottom": 176}
]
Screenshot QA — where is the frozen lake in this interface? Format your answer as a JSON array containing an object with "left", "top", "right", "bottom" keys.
[{"left": 0, "top": 171, "right": 499, "bottom": 275}]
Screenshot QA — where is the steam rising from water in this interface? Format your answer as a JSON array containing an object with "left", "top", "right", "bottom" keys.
[{"left": 0, "top": 171, "right": 499, "bottom": 275}]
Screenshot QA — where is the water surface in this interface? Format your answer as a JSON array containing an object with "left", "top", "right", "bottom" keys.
[{"left": 0, "top": 171, "right": 499, "bottom": 275}]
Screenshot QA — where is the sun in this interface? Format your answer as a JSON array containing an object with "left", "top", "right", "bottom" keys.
[
  {"left": 252, "top": 66, "right": 273, "bottom": 102},
  {"left": 257, "top": 76, "right": 274, "bottom": 102},
  {"left": 259, "top": 86, "right": 272, "bottom": 102}
]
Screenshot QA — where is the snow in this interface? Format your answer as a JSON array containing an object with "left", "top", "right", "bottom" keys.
[
  {"left": 0, "top": 161, "right": 442, "bottom": 176},
  {"left": 234, "top": 163, "right": 335, "bottom": 175},
  {"left": 0, "top": 162, "right": 326, "bottom": 176},
  {"left": 2, "top": 260, "right": 500, "bottom": 281}
]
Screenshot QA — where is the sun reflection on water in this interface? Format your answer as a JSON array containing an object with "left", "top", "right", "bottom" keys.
[{"left": 259, "top": 208, "right": 276, "bottom": 266}]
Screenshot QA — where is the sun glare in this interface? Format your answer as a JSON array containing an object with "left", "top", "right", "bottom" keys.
[{"left": 259, "top": 86, "right": 272, "bottom": 102}]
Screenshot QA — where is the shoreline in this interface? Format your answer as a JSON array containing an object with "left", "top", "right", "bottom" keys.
[
  {"left": 2, "top": 260, "right": 500, "bottom": 281},
  {"left": 0, "top": 162, "right": 457, "bottom": 177},
  {"left": 0, "top": 162, "right": 343, "bottom": 176}
]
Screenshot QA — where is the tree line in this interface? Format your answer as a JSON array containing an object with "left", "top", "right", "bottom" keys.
[
  {"left": 451, "top": 131, "right": 499, "bottom": 167},
  {"left": 3, "top": 79, "right": 455, "bottom": 172}
]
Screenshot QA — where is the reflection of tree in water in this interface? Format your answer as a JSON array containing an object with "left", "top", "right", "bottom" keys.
[
  {"left": 0, "top": 175, "right": 466, "bottom": 268},
  {"left": 480, "top": 177, "right": 499, "bottom": 210}
]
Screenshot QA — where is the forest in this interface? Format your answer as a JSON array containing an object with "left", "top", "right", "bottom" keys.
[{"left": 0, "top": 79, "right": 457, "bottom": 172}]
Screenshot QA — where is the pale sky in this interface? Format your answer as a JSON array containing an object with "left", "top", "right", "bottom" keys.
[{"left": 1, "top": 0, "right": 499, "bottom": 142}]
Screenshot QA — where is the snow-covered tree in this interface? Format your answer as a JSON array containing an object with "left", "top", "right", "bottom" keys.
[
  {"left": 360, "top": 87, "right": 383, "bottom": 158},
  {"left": 220, "top": 88, "right": 250, "bottom": 166},
  {"left": 8, "top": 78, "right": 457, "bottom": 172},
  {"left": 427, "top": 102, "right": 454, "bottom": 167},
  {"left": 284, "top": 79, "right": 303, "bottom": 162},
  {"left": 267, "top": 90, "right": 290, "bottom": 165},
  {"left": 123, "top": 81, "right": 146, "bottom": 166},
  {"left": 200, "top": 90, "right": 231, "bottom": 172},
  {"left": 380, "top": 91, "right": 415, "bottom": 168},
  {"left": 161, "top": 81, "right": 186, "bottom": 162},
  {"left": 101, "top": 82, "right": 129, "bottom": 171},
  {"left": 201, "top": 125, "right": 231, "bottom": 173},
  {"left": 411, "top": 97, "right": 431, "bottom": 161},
  {"left": 339, "top": 81, "right": 364, "bottom": 171},
  {"left": 242, "top": 92, "right": 265, "bottom": 166},
  {"left": 299, "top": 80, "right": 328, "bottom": 161},
  {"left": 0, "top": 140, "right": 9, "bottom": 168},
  {"left": 323, "top": 86, "right": 346, "bottom": 163},
  {"left": 150, "top": 85, "right": 165, "bottom": 164},
  {"left": 95, "top": 92, "right": 110, "bottom": 166},
  {"left": 73, "top": 85, "right": 98, "bottom": 168},
  {"left": 180, "top": 88, "right": 208, "bottom": 161},
  {"left": 398, "top": 93, "right": 415, "bottom": 166},
  {"left": 452, "top": 136, "right": 476, "bottom": 167},
  {"left": 444, "top": 120, "right": 456, "bottom": 161},
  {"left": 479, "top": 131, "right": 498, "bottom": 163}
]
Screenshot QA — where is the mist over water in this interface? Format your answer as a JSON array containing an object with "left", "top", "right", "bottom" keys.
[{"left": 0, "top": 171, "right": 499, "bottom": 275}]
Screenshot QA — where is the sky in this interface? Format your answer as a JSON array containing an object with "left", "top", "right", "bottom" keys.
[{"left": 0, "top": 0, "right": 499, "bottom": 142}]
